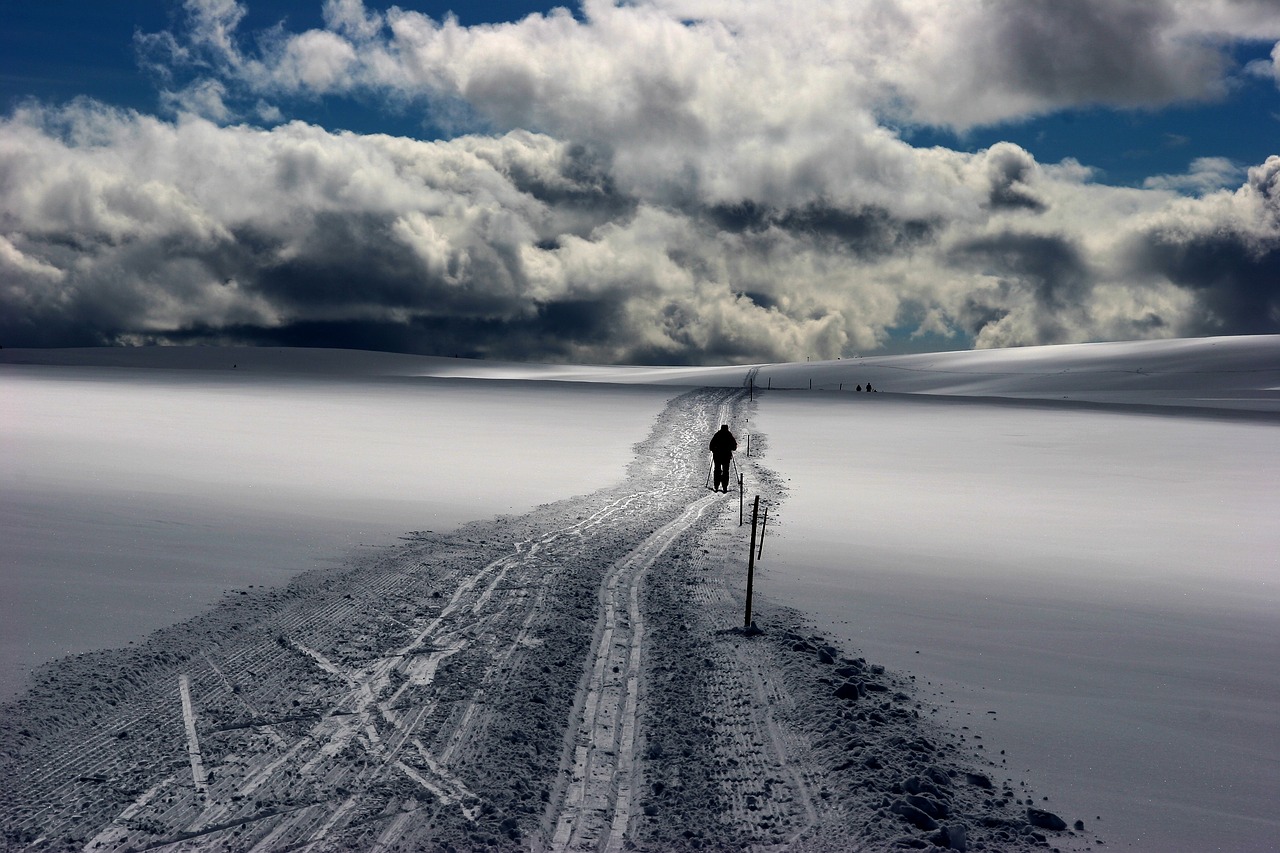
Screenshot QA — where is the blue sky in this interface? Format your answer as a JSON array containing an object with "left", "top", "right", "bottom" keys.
[
  {"left": 3, "top": 1, "right": 580, "bottom": 143},
  {"left": 2, "top": 0, "right": 1279, "bottom": 362},
  {"left": 6, "top": 2, "right": 1275, "bottom": 185},
  {"left": 908, "top": 50, "right": 1280, "bottom": 189}
]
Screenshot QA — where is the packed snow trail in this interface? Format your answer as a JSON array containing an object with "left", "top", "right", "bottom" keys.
[
  {"left": 0, "top": 388, "right": 1096, "bottom": 852},
  {"left": 547, "top": 494, "right": 721, "bottom": 852}
]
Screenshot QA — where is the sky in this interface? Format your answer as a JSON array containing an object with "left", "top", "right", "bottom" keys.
[{"left": 2, "top": 0, "right": 1279, "bottom": 364}]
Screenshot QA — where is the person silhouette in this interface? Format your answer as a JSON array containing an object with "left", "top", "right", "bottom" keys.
[{"left": 709, "top": 424, "right": 738, "bottom": 492}]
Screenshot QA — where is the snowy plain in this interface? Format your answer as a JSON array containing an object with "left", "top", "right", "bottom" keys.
[
  {"left": 1, "top": 335, "right": 1278, "bottom": 852},
  {"left": 0, "top": 363, "right": 675, "bottom": 699}
]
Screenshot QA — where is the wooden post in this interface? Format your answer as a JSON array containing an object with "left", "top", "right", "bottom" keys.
[
  {"left": 738, "top": 473, "right": 744, "bottom": 526},
  {"left": 747, "top": 434, "right": 751, "bottom": 457},
  {"left": 745, "top": 495, "right": 760, "bottom": 629},
  {"left": 767, "top": 377, "right": 771, "bottom": 390},
  {"left": 757, "top": 506, "right": 768, "bottom": 560}
]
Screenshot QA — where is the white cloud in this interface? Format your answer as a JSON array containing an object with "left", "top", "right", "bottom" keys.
[
  {"left": 136, "top": 0, "right": 1280, "bottom": 222},
  {"left": 271, "top": 29, "right": 359, "bottom": 93},
  {"left": 155, "top": 0, "right": 1280, "bottom": 130},
  {"left": 323, "top": 0, "right": 385, "bottom": 41},
  {"left": 182, "top": 0, "right": 250, "bottom": 67},
  {"left": 5, "top": 1, "right": 1280, "bottom": 357},
  {"left": 0, "top": 234, "right": 65, "bottom": 282},
  {"left": 1244, "top": 40, "right": 1280, "bottom": 88},
  {"left": 4, "top": 100, "right": 1278, "bottom": 358},
  {"left": 1143, "top": 157, "right": 1246, "bottom": 195},
  {"left": 161, "top": 79, "right": 235, "bottom": 121}
]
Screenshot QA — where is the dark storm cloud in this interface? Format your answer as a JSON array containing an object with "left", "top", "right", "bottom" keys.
[
  {"left": 230, "top": 296, "right": 630, "bottom": 363},
  {"left": 160, "top": 314, "right": 591, "bottom": 361},
  {"left": 949, "top": 231, "right": 1094, "bottom": 343},
  {"left": 707, "top": 201, "right": 938, "bottom": 259},
  {"left": 983, "top": 144, "right": 1048, "bottom": 213},
  {"left": 502, "top": 143, "right": 635, "bottom": 223},
  {"left": 988, "top": 1, "right": 1221, "bottom": 106},
  {"left": 1125, "top": 156, "right": 1280, "bottom": 336},
  {"left": 952, "top": 232, "right": 1091, "bottom": 310},
  {"left": 244, "top": 212, "right": 531, "bottom": 317},
  {"left": 1133, "top": 231, "right": 1280, "bottom": 335}
]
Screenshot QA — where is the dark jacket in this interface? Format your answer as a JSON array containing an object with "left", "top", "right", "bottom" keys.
[{"left": 709, "top": 427, "right": 738, "bottom": 460}]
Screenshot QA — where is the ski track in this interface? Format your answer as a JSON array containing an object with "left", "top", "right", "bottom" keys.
[
  {"left": 547, "top": 494, "right": 720, "bottom": 852},
  {"left": 0, "top": 384, "right": 1092, "bottom": 853},
  {"left": 0, "top": 388, "right": 752, "bottom": 852}
]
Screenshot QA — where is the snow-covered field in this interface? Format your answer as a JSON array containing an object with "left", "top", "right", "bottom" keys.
[
  {"left": 757, "top": 395, "right": 1279, "bottom": 852},
  {"left": 1, "top": 365, "right": 674, "bottom": 699},
  {"left": 1, "top": 335, "right": 1277, "bottom": 851}
]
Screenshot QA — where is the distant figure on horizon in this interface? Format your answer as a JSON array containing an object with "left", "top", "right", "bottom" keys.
[
  {"left": 865, "top": 382, "right": 874, "bottom": 392},
  {"left": 709, "top": 424, "right": 738, "bottom": 492}
]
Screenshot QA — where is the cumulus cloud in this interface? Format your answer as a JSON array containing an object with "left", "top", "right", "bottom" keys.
[
  {"left": 1126, "top": 157, "right": 1280, "bottom": 335},
  {"left": 149, "top": 0, "right": 1280, "bottom": 130},
  {"left": 132, "top": 0, "right": 1280, "bottom": 214},
  {"left": 1244, "top": 40, "right": 1280, "bottom": 87},
  {"left": 3, "top": 0, "right": 1279, "bottom": 360},
  {"left": 1143, "top": 157, "right": 1247, "bottom": 195},
  {"left": 160, "top": 78, "right": 235, "bottom": 121},
  {"left": 0, "top": 102, "right": 916, "bottom": 360}
]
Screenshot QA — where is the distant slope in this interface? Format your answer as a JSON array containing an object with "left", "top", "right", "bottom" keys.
[
  {"left": 0, "top": 345, "right": 445, "bottom": 375},
  {"left": 747, "top": 335, "right": 1280, "bottom": 411},
  {"left": 4, "top": 335, "right": 1277, "bottom": 411}
]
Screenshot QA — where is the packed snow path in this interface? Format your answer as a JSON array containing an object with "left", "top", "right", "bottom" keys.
[
  {"left": 548, "top": 494, "right": 721, "bottom": 852},
  {"left": 0, "top": 388, "right": 1096, "bottom": 852}
]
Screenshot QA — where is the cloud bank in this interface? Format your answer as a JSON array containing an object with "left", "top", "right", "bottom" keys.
[{"left": 3, "top": 0, "right": 1279, "bottom": 361}]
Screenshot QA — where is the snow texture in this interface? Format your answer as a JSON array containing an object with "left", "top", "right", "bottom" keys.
[{"left": 0, "top": 335, "right": 1277, "bottom": 852}]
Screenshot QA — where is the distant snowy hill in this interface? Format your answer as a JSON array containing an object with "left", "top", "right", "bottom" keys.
[{"left": 4, "top": 334, "right": 1278, "bottom": 411}]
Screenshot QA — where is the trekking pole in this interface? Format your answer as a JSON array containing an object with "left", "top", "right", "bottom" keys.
[{"left": 706, "top": 459, "right": 713, "bottom": 490}]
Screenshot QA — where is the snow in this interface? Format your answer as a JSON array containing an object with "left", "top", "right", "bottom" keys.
[
  {"left": 0, "top": 364, "right": 674, "bottom": 699},
  {"left": 753, "top": 393, "right": 1280, "bottom": 852},
  {"left": 2, "top": 335, "right": 1278, "bottom": 851}
]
